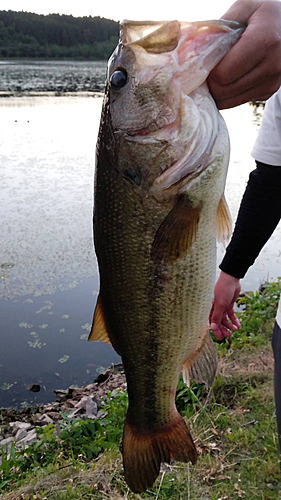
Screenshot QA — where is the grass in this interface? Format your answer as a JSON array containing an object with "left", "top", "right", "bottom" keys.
[{"left": 1, "top": 279, "right": 281, "bottom": 499}]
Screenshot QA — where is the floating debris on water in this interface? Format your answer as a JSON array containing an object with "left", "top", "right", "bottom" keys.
[
  {"left": 39, "top": 324, "right": 48, "bottom": 329},
  {"left": 19, "top": 322, "right": 34, "bottom": 329},
  {"left": 81, "top": 323, "right": 91, "bottom": 332},
  {"left": 0, "top": 382, "right": 14, "bottom": 391},
  {"left": 61, "top": 315, "right": 69, "bottom": 319},
  {"left": 1, "top": 263, "right": 15, "bottom": 269},
  {"left": 28, "top": 339, "right": 46, "bottom": 349},
  {"left": 58, "top": 281, "right": 80, "bottom": 292},
  {"left": 58, "top": 355, "right": 69, "bottom": 363},
  {"left": 36, "top": 305, "right": 52, "bottom": 314}
]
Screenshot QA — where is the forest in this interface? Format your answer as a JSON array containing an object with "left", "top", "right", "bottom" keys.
[{"left": 0, "top": 10, "right": 119, "bottom": 59}]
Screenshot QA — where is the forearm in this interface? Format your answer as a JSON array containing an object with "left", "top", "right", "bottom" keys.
[{"left": 220, "top": 162, "right": 281, "bottom": 278}]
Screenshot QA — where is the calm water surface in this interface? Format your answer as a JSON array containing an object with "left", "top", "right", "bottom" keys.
[{"left": 0, "top": 63, "right": 280, "bottom": 408}]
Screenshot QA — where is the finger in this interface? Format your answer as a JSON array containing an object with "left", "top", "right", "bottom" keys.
[
  {"left": 221, "top": 316, "right": 238, "bottom": 332},
  {"left": 214, "top": 87, "right": 274, "bottom": 110},
  {"left": 210, "top": 28, "right": 265, "bottom": 86},
  {"left": 210, "top": 325, "right": 224, "bottom": 341},
  {"left": 220, "top": 0, "right": 259, "bottom": 25},
  {"left": 221, "top": 312, "right": 238, "bottom": 331},
  {"left": 210, "top": 323, "right": 233, "bottom": 341},
  {"left": 209, "top": 68, "right": 280, "bottom": 109},
  {"left": 227, "top": 309, "right": 241, "bottom": 329},
  {"left": 209, "top": 300, "right": 225, "bottom": 327}
]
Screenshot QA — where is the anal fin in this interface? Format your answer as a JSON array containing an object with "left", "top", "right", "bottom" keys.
[
  {"left": 182, "top": 330, "right": 218, "bottom": 389},
  {"left": 88, "top": 294, "right": 112, "bottom": 345},
  {"left": 216, "top": 194, "right": 232, "bottom": 245}
]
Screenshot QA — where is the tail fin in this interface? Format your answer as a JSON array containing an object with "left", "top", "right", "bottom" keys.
[{"left": 123, "top": 411, "right": 197, "bottom": 493}]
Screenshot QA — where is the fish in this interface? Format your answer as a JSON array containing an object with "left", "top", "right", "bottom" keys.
[{"left": 88, "top": 18, "right": 244, "bottom": 493}]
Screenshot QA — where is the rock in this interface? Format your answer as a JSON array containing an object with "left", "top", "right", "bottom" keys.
[
  {"left": 94, "top": 371, "right": 110, "bottom": 384},
  {"left": 15, "top": 427, "right": 28, "bottom": 442},
  {"left": 68, "top": 408, "right": 82, "bottom": 419},
  {"left": 54, "top": 389, "right": 69, "bottom": 401},
  {"left": 85, "top": 397, "right": 98, "bottom": 418},
  {"left": 74, "top": 396, "right": 88, "bottom": 410},
  {"left": 45, "top": 411, "right": 60, "bottom": 422},
  {"left": 28, "top": 384, "right": 41, "bottom": 393},
  {"left": 9, "top": 421, "right": 32, "bottom": 432},
  {"left": 0, "top": 436, "right": 14, "bottom": 448},
  {"left": 84, "top": 383, "right": 97, "bottom": 392},
  {"left": 68, "top": 387, "right": 83, "bottom": 399},
  {"left": 32, "top": 413, "right": 54, "bottom": 426},
  {"left": 16, "top": 428, "right": 38, "bottom": 448}
]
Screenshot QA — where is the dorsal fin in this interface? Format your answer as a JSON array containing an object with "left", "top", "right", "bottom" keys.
[
  {"left": 151, "top": 195, "right": 202, "bottom": 264},
  {"left": 216, "top": 194, "right": 232, "bottom": 245},
  {"left": 88, "top": 294, "right": 112, "bottom": 345}
]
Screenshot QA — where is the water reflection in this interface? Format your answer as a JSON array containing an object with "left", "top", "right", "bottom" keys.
[
  {"left": 0, "top": 95, "right": 280, "bottom": 408},
  {"left": 0, "top": 96, "right": 102, "bottom": 299},
  {"left": 0, "top": 95, "right": 120, "bottom": 408}
]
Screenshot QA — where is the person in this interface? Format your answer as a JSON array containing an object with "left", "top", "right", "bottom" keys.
[{"left": 207, "top": 0, "right": 281, "bottom": 449}]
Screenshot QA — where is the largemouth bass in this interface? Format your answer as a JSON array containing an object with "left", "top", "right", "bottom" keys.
[{"left": 89, "top": 19, "right": 244, "bottom": 493}]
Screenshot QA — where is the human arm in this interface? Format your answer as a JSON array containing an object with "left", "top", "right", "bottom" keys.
[
  {"left": 210, "top": 162, "right": 281, "bottom": 340},
  {"left": 208, "top": 0, "right": 281, "bottom": 109}
]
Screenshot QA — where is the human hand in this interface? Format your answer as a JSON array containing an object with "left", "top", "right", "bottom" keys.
[
  {"left": 209, "top": 271, "right": 241, "bottom": 341},
  {"left": 208, "top": 0, "right": 281, "bottom": 109}
]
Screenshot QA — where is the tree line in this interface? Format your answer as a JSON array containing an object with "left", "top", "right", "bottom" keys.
[{"left": 0, "top": 10, "right": 119, "bottom": 59}]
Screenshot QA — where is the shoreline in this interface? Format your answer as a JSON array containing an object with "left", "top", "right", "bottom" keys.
[
  {"left": 0, "top": 364, "right": 126, "bottom": 458},
  {"left": 0, "top": 91, "right": 104, "bottom": 98}
]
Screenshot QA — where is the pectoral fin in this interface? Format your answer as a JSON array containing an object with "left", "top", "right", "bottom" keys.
[
  {"left": 216, "top": 194, "right": 232, "bottom": 245},
  {"left": 88, "top": 294, "right": 112, "bottom": 345},
  {"left": 151, "top": 195, "right": 201, "bottom": 264}
]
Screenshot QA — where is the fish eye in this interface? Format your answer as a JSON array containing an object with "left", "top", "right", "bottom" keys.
[{"left": 110, "top": 69, "right": 128, "bottom": 90}]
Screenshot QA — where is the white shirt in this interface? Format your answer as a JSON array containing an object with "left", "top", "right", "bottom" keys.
[
  {"left": 252, "top": 87, "right": 281, "bottom": 166},
  {"left": 251, "top": 88, "right": 281, "bottom": 328}
]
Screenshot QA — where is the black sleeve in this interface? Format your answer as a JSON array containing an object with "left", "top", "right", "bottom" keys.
[{"left": 220, "top": 161, "right": 281, "bottom": 279}]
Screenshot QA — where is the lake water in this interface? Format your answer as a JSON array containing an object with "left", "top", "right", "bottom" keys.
[{"left": 0, "top": 62, "right": 280, "bottom": 408}]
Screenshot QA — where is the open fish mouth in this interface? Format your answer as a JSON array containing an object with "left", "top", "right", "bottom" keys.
[{"left": 116, "top": 19, "right": 244, "bottom": 191}]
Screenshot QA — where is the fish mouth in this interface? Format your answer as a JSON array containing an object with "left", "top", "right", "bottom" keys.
[
  {"left": 120, "top": 19, "right": 244, "bottom": 140},
  {"left": 119, "top": 19, "right": 244, "bottom": 193}
]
